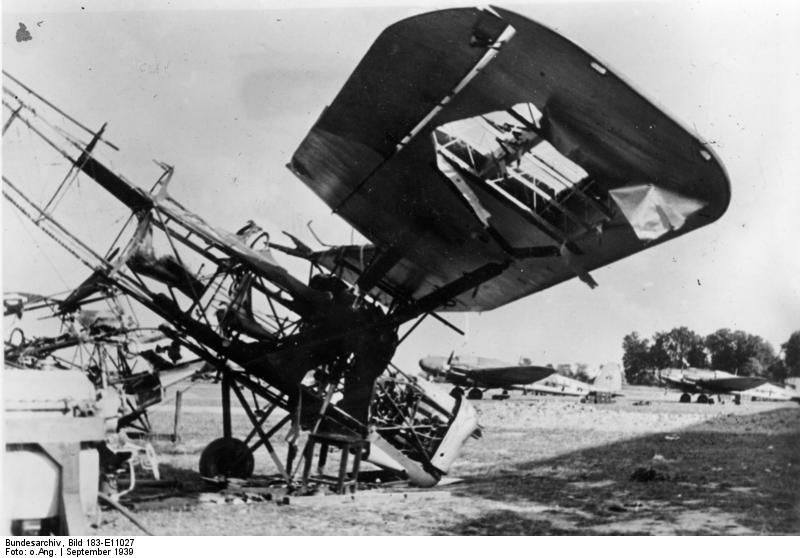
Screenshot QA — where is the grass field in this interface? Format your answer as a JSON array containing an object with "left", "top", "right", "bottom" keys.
[{"left": 90, "top": 384, "right": 800, "bottom": 535}]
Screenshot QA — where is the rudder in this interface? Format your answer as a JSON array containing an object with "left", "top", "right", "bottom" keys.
[{"left": 593, "top": 362, "right": 622, "bottom": 393}]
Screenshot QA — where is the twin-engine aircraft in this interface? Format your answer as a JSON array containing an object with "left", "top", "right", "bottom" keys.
[
  {"left": 740, "top": 382, "right": 800, "bottom": 404},
  {"left": 530, "top": 363, "right": 623, "bottom": 402},
  {"left": 419, "top": 354, "right": 555, "bottom": 399},
  {"left": 657, "top": 368, "right": 768, "bottom": 404},
  {"left": 420, "top": 355, "right": 622, "bottom": 402},
  {"left": 3, "top": 5, "right": 730, "bottom": 488}
]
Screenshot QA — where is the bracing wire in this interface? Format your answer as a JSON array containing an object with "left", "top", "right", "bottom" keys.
[{"left": 6, "top": 196, "right": 71, "bottom": 290}]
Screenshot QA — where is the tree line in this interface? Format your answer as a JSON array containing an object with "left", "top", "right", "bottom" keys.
[
  {"left": 622, "top": 327, "right": 800, "bottom": 385},
  {"left": 519, "top": 359, "right": 593, "bottom": 383}
]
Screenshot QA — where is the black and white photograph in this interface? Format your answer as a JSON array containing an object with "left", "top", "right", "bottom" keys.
[{"left": 2, "top": 0, "right": 798, "bottom": 539}]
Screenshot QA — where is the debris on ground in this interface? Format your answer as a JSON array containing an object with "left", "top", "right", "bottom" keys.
[{"left": 630, "top": 466, "right": 670, "bottom": 482}]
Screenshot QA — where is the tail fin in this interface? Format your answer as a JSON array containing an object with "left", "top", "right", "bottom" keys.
[{"left": 593, "top": 363, "right": 622, "bottom": 393}]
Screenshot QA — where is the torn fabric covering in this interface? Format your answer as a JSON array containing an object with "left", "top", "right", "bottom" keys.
[
  {"left": 128, "top": 252, "right": 204, "bottom": 300},
  {"left": 609, "top": 184, "right": 706, "bottom": 241},
  {"left": 125, "top": 214, "right": 205, "bottom": 299},
  {"left": 59, "top": 271, "right": 106, "bottom": 314},
  {"left": 76, "top": 309, "right": 130, "bottom": 334},
  {"left": 156, "top": 198, "right": 331, "bottom": 309},
  {"left": 216, "top": 275, "right": 277, "bottom": 342}
]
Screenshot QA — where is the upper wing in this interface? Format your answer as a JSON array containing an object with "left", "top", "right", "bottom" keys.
[{"left": 289, "top": 7, "right": 730, "bottom": 311}]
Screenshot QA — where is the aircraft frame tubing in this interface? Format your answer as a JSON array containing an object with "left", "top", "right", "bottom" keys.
[{"left": 2, "top": 82, "right": 471, "bottom": 483}]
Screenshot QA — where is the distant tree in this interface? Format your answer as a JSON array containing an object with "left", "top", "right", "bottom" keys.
[
  {"left": 767, "top": 359, "right": 788, "bottom": 383},
  {"left": 737, "top": 332, "right": 775, "bottom": 370},
  {"left": 782, "top": 331, "right": 800, "bottom": 378},
  {"left": 705, "top": 329, "right": 738, "bottom": 371},
  {"left": 573, "top": 363, "right": 591, "bottom": 383},
  {"left": 741, "top": 356, "right": 764, "bottom": 377},
  {"left": 687, "top": 338, "right": 709, "bottom": 368},
  {"left": 556, "top": 363, "right": 573, "bottom": 377},
  {"left": 622, "top": 332, "right": 654, "bottom": 385},
  {"left": 647, "top": 335, "right": 671, "bottom": 371},
  {"left": 705, "top": 328, "right": 776, "bottom": 375},
  {"left": 650, "top": 327, "right": 707, "bottom": 369}
]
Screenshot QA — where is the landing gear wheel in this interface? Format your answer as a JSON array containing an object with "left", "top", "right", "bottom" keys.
[
  {"left": 679, "top": 393, "right": 691, "bottom": 403},
  {"left": 467, "top": 388, "right": 483, "bottom": 400},
  {"left": 449, "top": 387, "right": 465, "bottom": 399},
  {"left": 199, "top": 437, "right": 254, "bottom": 480},
  {"left": 696, "top": 394, "right": 708, "bottom": 404}
]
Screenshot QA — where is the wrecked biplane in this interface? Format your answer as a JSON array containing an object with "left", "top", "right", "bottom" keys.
[
  {"left": 3, "top": 6, "right": 729, "bottom": 492},
  {"left": 2, "top": 84, "right": 479, "bottom": 489}
]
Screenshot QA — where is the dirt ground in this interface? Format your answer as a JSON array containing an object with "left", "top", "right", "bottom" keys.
[{"left": 90, "top": 383, "right": 800, "bottom": 535}]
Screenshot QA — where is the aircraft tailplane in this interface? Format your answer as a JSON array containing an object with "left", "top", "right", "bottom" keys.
[{"left": 593, "top": 363, "right": 623, "bottom": 393}]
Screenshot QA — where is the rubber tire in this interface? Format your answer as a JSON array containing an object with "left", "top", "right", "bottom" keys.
[
  {"left": 679, "top": 393, "right": 691, "bottom": 403},
  {"left": 696, "top": 394, "right": 708, "bottom": 404},
  {"left": 449, "top": 387, "right": 465, "bottom": 399},
  {"left": 199, "top": 437, "right": 255, "bottom": 480},
  {"left": 467, "top": 388, "right": 483, "bottom": 400}
]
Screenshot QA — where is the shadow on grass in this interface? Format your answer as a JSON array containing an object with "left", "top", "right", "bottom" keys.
[
  {"left": 116, "top": 462, "right": 207, "bottom": 513},
  {"left": 439, "top": 406, "right": 800, "bottom": 535},
  {"left": 440, "top": 509, "right": 585, "bottom": 535}
]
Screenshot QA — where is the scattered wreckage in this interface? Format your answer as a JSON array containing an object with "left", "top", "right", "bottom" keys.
[{"left": 3, "top": 6, "right": 729, "bottom": 534}]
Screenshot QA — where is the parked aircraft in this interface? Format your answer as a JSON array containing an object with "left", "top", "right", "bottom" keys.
[
  {"left": 657, "top": 368, "right": 768, "bottom": 404},
  {"left": 418, "top": 354, "right": 555, "bottom": 399},
  {"left": 531, "top": 363, "right": 623, "bottom": 402},
  {"left": 739, "top": 382, "right": 800, "bottom": 404}
]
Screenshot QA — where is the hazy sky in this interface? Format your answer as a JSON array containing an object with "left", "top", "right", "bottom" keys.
[{"left": 3, "top": 0, "right": 799, "bottom": 374}]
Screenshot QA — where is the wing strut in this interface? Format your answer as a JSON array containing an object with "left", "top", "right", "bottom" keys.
[
  {"left": 395, "top": 261, "right": 509, "bottom": 321},
  {"left": 393, "top": 24, "right": 517, "bottom": 153},
  {"left": 356, "top": 245, "right": 403, "bottom": 294},
  {"left": 2, "top": 71, "right": 119, "bottom": 151}
]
